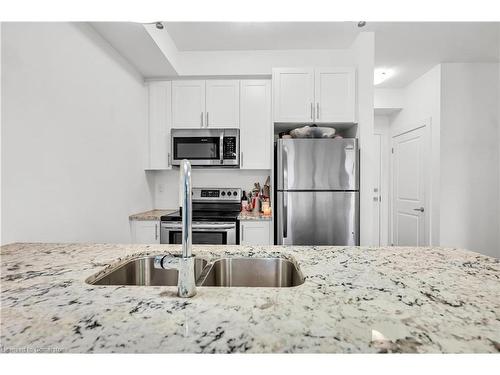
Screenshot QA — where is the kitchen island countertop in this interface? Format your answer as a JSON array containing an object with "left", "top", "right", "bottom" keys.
[{"left": 1, "top": 243, "right": 499, "bottom": 353}]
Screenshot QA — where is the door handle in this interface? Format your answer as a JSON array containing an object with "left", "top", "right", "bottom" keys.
[
  {"left": 206, "top": 112, "right": 209, "bottom": 127},
  {"left": 200, "top": 112, "right": 204, "bottom": 127},
  {"left": 283, "top": 192, "right": 288, "bottom": 238},
  {"left": 219, "top": 132, "right": 224, "bottom": 165},
  {"left": 316, "top": 103, "right": 320, "bottom": 119},
  {"left": 413, "top": 207, "right": 425, "bottom": 212},
  {"left": 241, "top": 224, "right": 244, "bottom": 242}
]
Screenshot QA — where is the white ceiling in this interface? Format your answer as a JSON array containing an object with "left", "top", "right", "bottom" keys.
[{"left": 164, "top": 22, "right": 500, "bottom": 87}]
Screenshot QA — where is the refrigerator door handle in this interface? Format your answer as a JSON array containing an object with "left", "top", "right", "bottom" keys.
[
  {"left": 283, "top": 191, "right": 288, "bottom": 238},
  {"left": 283, "top": 146, "right": 288, "bottom": 190}
]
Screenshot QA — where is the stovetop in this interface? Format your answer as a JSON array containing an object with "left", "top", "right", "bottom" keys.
[{"left": 161, "top": 187, "right": 242, "bottom": 222}]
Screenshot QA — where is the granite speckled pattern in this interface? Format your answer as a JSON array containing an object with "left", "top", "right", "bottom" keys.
[
  {"left": 1, "top": 243, "right": 499, "bottom": 353},
  {"left": 237, "top": 211, "right": 272, "bottom": 221},
  {"left": 129, "top": 209, "right": 176, "bottom": 221}
]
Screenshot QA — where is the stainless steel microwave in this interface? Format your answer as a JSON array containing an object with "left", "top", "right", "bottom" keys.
[{"left": 171, "top": 128, "right": 240, "bottom": 167}]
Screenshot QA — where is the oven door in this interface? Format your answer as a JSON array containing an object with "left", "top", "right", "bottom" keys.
[{"left": 160, "top": 221, "right": 237, "bottom": 245}]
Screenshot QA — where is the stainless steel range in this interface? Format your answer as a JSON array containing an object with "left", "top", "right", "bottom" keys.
[{"left": 160, "top": 187, "right": 241, "bottom": 245}]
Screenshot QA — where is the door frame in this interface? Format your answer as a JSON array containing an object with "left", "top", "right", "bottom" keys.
[{"left": 389, "top": 118, "right": 432, "bottom": 246}]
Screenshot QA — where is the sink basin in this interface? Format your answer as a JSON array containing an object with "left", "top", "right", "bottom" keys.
[
  {"left": 87, "top": 256, "right": 207, "bottom": 286},
  {"left": 198, "top": 257, "right": 304, "bottom": 287}
]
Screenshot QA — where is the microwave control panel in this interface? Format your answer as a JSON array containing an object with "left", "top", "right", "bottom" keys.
[{"left": 223, "top": 137, "right": 237, "bottom": 159}]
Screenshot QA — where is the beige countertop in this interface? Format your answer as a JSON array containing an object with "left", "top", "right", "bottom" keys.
[
  {"left": 129, "top": 209, "right": 177, "bottom": 221},
  {"left": 237, "top": 211, "right": 272, "bottom": 221}
]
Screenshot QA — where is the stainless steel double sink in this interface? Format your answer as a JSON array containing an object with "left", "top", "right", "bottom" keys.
[{"left": 86, "top": 256, "right": 305, "bottom": 288}]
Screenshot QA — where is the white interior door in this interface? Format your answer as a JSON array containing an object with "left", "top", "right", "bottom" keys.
[
  {"left": 172, "top": 80, "right": 206, "bottom": 128},
  {"left": 314, "top": 67, "right": 356, "bottom": 123},
  {"left": 372, "top": 134, "right": 382, "bottom": 246},
  {"left": 391, "top": 126, "right": 428, "bottom": 246},
  {"left": 205, "top": 80, "right": 240, "bottom": 128}
]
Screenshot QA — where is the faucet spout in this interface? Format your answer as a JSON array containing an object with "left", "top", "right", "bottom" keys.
[{"left": 178, "top": 159, "right": 196, "bottom": 298}]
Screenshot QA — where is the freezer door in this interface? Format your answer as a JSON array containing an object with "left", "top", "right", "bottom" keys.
[
  {"left": 276, "top": 191, "right": 359, "bottom": 245},
  {"left": 276, "top": 138, "right": 358, "bottom": 190}
]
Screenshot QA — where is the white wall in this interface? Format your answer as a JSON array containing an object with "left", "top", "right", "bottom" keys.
[
  {"left": 374, "top": 115, "right": 390, "bottom": 246},
  {"left": 153, "top": 169, "right": 270, "bottom": 209},
  {"left": 352, "top": 32, "right": 375, "bottom": 245},
  {"left": 1, "top": 22, "right": 153, "bottom": 244},
  {"left": 440, "top": 63, "right": 499, "bottom": 257},
  {"left": 389, "top": 65, "right": 442, "bottom": 246},
  {"left": 374, "top": 88, "right": 405, "bottom": 110}
]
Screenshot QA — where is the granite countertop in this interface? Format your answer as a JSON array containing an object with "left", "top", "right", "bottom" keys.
[
  {"left": 129, "top": 209, "right": 176, "bottom": 221},
  {"left": 1, "top": 243, "right": 499, "bottom": 353},
  {"left": 237, "top": 211, "right": 272, "bottom": 221}
]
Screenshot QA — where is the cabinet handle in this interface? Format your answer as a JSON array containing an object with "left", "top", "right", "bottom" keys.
[
  {"left": 200, "top": 112, "right": 204, "bottom": 127},
  {"left": 241, "top": 224, "right": 244, "bottom": 242},
  {"left": 310, "top": 103, "right": 313, "bottom": 120},
  {"left": 206, "top": 112, "right": 209, "bottom": 127},
  {"left": 316, "top": 103, "right": 320, "bottom": 120},
  {"left": 155, "top": 223, "right": 158, "bottom": 241},
  {"left": 167, "top": 152, "right": 171, "bottom": 167}
]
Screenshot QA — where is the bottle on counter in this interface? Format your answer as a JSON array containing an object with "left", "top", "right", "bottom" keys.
[{"left": 241, "top": 190, "right": 248, "bottom": 211}]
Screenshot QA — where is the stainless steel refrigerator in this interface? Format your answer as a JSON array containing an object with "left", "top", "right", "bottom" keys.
[{"left": 275, "top": 138, "right": 359, "bottom": 245}]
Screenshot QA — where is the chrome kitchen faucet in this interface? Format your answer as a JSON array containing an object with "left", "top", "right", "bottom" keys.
[
  {"left": 177, "top": 159, "right": 196, "bottom": 298},
  {"left": 154, "top": 159, "right": 196, "bottom": 298}
]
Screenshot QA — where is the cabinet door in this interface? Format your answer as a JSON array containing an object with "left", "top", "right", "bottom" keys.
[
  {"left": 172, "top": 80, "right": 206, "bottom": 128},
  {"left": 147, "top": 82, "right": 172, "bottom": 170},
  {"left": 131, "top": 220, "right": 160, "bottom": 244},
  {"left": 205, "top": 80, "right": 240, "bottom": 128},
  {"left": 240, "top": 221, "right": 271, "bottom": 245},
  {"left": 273, "top": 68, "right": 314, "bottom": 122},
  {"left": 314, "top": 68, "right": 356, "bottom": 123},
  {"left": 240, "top": 80, "right": 272, "bottom": 169}
]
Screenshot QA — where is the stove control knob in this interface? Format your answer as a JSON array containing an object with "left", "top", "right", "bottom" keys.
[
  {"left": 221, "top": 191, "right": 226, "bottom": 196},
  {"left": 227, "top": 191, "right": 232, "bottom": 196},
  {"left": 233, "top": 191, "right": 238, "bottom": 196}
]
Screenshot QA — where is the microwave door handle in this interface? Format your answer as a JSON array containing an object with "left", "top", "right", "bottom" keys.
[{"left": 219, "top": 132, "right": 224, "bottom": 165}]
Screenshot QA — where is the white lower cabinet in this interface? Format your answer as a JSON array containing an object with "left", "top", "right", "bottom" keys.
[
  {"left": 130, "top": 220, "right": 160, "bottom": 244},
  {"left": 240, "top": 221, "right": 271, "bottom": 245}
]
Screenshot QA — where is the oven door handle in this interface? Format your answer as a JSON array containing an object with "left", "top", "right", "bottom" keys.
[{"left": 161, "top": 222, "right": 235, "bottom": 230}]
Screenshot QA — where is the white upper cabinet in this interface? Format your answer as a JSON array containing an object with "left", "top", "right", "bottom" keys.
[
  {"left": 240, "top": 80, "right": 272, "bottom": 169},
  {"left": 147, "top": 81, "right": 172, "bottom": 170},
  {"left": 172, "top": 80, "right": 206, "bottom": 128},
  {"left": 205, "top": 80, "right": 240, "bottom": 128},
  {"left": 315, "top": 67, "right": 356, "bottom": 123},
  {"left": 273, "top": 68, "right": 315, "bottom": 123},
  {"left": 273, "top": 67, "right": 356, "bottom": 123}
]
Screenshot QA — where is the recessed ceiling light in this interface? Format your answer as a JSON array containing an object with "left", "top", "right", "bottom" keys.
[
  {"left": 155, "top": 22, "right": 164, "bottom": 30},
  {"left": 374, "top": 68, "right": 395, "bottom": 85},
  {"left": 357, "top": 21, "right": 366, "bottom": 28}
]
